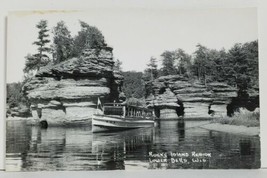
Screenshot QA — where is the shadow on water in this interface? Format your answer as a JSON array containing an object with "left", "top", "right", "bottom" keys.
[
  {"left": 5, "top": 119, "right": 260, "bottom": 170},
  {"left": 240, "top": 139, "right": 252, "bottom": 156},
  {"left": 177, "top": 120, "right": 185, "bottom": 141}
]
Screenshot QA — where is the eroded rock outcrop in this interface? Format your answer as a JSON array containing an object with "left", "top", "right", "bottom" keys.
[
  {"left": 23, "top": 47, "right": 123, "bottom": 125},
  {"left": 147, "top": 88, "right": 180, "bottom": 119},
  {"left": 146, "top": 75, "right": 238, "bottom": 119}
]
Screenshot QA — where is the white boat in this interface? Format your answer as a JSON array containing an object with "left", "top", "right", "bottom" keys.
[{"left": 92, "top": 103, "right": 155, "bottom": 133}]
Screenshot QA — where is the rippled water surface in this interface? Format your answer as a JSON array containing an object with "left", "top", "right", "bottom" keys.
[{"left": 6, "top": 120, "right": 260, "bottom": 171}]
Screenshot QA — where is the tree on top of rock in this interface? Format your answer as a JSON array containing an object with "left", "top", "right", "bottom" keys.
[
  {"left": 51, "top": 21, "right": 73, "bottom": 64},
  {"left": 161, "top": 51, "right": 176, "bottom": 76},
  {"left": 174, "top": 49, "right": 192, "bottom": 76},
  {"left": 24, "top": 20, "right": 51, "bottom": 73},
  {"left": 72, "top": 21, "right": 107, "bottom": 57},
  {"left": 226, "top": 42, "right": 258, "bottom": 92},
  {"left": 144, "top": 57, "right": 158, "bottom": 81},
  {"left": 242, "top": 40, "right": 258, "bottom": 89},
  {"left": 192, "top": 44, "right": 215, "bottom": 84}
]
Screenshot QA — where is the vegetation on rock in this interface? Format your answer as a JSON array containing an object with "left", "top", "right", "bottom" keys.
[
  {"left": 51, "top": 21, "right": 73, "bottom": 64},
  {"left": 212, "top": 108, "right": 259, "bottom": 127},
  {"left": 71, "top": 21, "right": 107, "bottom": 57},
  {"left": 6, "top": 82, "right": 31, "bottom": 117},
  {"left": 24, "top": 20, "right": 51, "bottom": 73},
  {"left": 122, "top": 71, "right": 146, "bottom": 99},
  {"left": 143, "top": 57, "right": 158, "bottom": 81}
]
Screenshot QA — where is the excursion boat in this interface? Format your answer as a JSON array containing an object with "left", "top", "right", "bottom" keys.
[{"left": 92, "top": 103, "right": 156, "bottom": 133}]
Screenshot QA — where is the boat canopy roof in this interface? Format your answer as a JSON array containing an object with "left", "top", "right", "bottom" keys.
[{"left": 103, "top": 103, "right": 151, "bottom": 112}]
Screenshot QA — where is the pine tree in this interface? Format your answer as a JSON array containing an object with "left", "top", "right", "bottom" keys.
[
  {"left": 144, "top": 57, "right": 158, "bottom": 81},
  {"left": 51, "top": 21, "right": 73, "bottom": 64},
  {"left": 24, "top": 20, "right": 51, "bottom": 73},
  {"left": 174, "top": 49, "right": 192, "bottom": 76},
  {"left": 226, "top": 43, "right": 246, "bottom": 89},
  {"left": 242, "top": 40, "right": 259, "bottom": 88},
  {"left": 161, "top": 51, "right": 176, "bottom": 76},
  {"left": 72, "top": 21, "right": 107, "bottom": 57},
  {"left": 192, "top": 44, "right": 210, "bottom": 84}
]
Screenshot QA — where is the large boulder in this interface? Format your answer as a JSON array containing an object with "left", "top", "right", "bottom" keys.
[{"left": 23, "top": 47, "right": 123, "bottom": 126}]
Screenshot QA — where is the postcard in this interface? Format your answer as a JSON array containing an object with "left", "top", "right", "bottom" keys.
[{"left": 5, "top": 8, "right": 260, "bottom": 171}]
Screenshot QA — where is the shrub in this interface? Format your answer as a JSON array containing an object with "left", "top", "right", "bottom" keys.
[{"left": 213, "top": 108, "right": 259, "bottom": 127}]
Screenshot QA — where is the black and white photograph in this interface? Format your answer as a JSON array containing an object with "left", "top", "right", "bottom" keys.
[{"left": 5, "top": 8, "right": 260, "bottom": 171}]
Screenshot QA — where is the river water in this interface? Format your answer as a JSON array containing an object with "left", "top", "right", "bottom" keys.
[{"left": 5, "top": 120, "right": 260, "bottom": 171}]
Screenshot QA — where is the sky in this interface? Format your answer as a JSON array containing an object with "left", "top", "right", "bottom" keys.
[{"left": 6, "top": 8, "right": 257, "bottom": 83}]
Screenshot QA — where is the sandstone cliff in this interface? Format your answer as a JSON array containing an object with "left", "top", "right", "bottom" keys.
[
  {"left": 146, "top": 75, "right": 238, "bottom": 119},
  {"left": 23, "top": 47, "right": 123, "bottom": 125}
]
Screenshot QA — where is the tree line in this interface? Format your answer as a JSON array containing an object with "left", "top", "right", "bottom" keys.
[
  {"left": 114, "top": 40, "right": 258, "bottom": 106},
  {"left": 142, "top": 41, "right": 258, "bottom": 93}
]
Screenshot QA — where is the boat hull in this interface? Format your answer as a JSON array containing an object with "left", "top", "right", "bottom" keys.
[{"left": 92, "top": 115, "right": 155, "bottom": 133}]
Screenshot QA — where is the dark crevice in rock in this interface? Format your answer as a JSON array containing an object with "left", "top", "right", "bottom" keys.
[
  {"left": 159, "top": 87, "right": 166, "bottom": 95},
  {"left": 37, "top": 108, "right": 42, "bottom": 118},
  {"left": 177, "top": 120, "right": 185, "bottom": 141},
  {"left": 154, "top": 106, "right": 161, "bottom": 118},
  {"left": 176, "top": 100, "right": 184, "bottom": 117},
  {"left": 208, "top": 104, "right": 215, "bottom": 116}
]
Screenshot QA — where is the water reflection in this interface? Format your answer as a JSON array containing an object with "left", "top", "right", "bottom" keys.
[
  {"left": 240, "top": 139, "right": 252, "bottom": 156},
  {"left": 6, "top": 120, "right": 260, "bottom": 171},
  {"left": 177, "top": 120, "right": 185, "bottom": 141}
]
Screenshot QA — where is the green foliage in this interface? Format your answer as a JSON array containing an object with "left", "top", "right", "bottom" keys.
[
  {"left": 213, "top": 108, "right": 259, "bottom": 127},
  {"left": 231, "top": 41, "right": 259, "bottom": 90},
  {"left": 122, "top": 71, "right": 146, "bottom": 99},
  {"left": 24, "top": 20, "right": 51, "bottom": 73},
  {"left": 143, "top": 57, "right": 158, "bottom": 81},
  {"left": 72, "top": 21, "right": 107, "bottom": 57},
  {"left": 23, "top": 20, "right": 109, "bottom": 76},
  {"left": 192, "top": 44, "right": 211, "bottom": 83},
  {"left": 144, "top": 40, "right": 258, "bottom": 97},
  {"left": 161, "top": 51, "right": 177, "bottom": 76},
  {"left": 153, "top": 49, "right": 192, "bottom": 78},
  {"left": 174, "top": 49, "right": 192, "bottom": 77},
  {"left": 51, "top": 21, "right": 73, "bottom": 64},
  {"left": 6, "top": 83, "right": 29, "bottom": 108},
  {"left": 114, "top": 59, "right": 123, "bottom": 72},
  {"left": 189, "top": 41, "right": 258, "bottom": 91}
]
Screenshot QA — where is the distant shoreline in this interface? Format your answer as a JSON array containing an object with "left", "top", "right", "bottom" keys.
[{"left": 199, "top": 123, "right": 260, "bottom": 136}]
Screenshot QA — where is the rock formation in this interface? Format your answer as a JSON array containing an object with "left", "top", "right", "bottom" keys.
[
  {"left": 23, "top": 47, "right": 123, "bottom": 125},
  {"left": 147, "top": 88, "right": 180, "bottom": 119},
  {"left": 146, "top": 75, "right": 238, "bottom": 119}
]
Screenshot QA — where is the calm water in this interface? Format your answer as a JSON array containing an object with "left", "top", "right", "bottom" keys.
[{"left": 6, "top": 120, "right": 260, "bottom": 171}]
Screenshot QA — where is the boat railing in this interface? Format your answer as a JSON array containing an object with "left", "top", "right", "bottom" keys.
[
  {"left": 104, "top": 103, "right": 125, "bottom": 107},
  {"left": 102, "top": 103, "right": 154, "bottom": 119}
]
